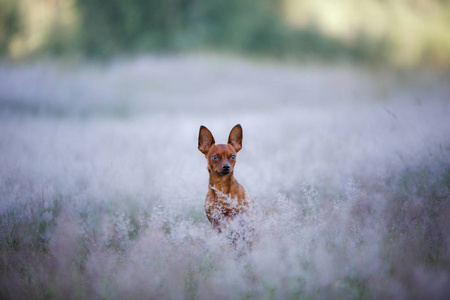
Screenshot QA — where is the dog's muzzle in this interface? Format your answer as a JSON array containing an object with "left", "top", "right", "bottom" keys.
[{"left": 218, "top": 164, "right": 231, "bottom": 175}]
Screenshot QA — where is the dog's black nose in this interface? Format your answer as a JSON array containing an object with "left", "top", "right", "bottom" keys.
[{"left": 222, "top": 164, "right": 230, "bottom": 170}]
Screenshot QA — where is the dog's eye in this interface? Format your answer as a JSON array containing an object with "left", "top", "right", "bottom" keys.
[
  {"left": 211, "top": 155, "right": 219, "bottom": 160},
  {"left": 230, "top": 155, "right": 236, "bottom": 160}
]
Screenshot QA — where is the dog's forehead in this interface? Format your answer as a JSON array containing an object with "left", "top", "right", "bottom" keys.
[{"left": 209, "top": 144, "right": 236, "bottom": 156}]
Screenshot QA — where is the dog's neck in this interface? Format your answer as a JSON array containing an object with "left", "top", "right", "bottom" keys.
[{"left": 208, "top": 170, "right": 238, "bottom": 195}]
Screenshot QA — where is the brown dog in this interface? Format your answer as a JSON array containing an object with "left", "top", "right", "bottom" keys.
[{"left": 198, "top": 124, "right": 252, "bottom": 232}]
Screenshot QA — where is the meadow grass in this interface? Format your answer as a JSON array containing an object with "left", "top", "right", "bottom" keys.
[{"left": 0, "top": 55, "right": 449, "bottom": 299}]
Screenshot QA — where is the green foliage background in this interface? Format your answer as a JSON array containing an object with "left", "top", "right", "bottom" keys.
[
  {"left": 1, "top": 0, "right": 450, "bottom": 67},
  {"left": 61, "top": 0, "right": 385, "bottom": 63}
]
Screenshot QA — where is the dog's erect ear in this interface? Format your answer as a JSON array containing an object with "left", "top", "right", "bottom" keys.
[
  {"left": 228, "top": 124, "right": 243, "bottom": 152},
  {"left": 198, "top": 125, "right": 215, "bottom": 154}
]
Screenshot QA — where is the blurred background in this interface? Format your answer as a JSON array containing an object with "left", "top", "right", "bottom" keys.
[
  {"left": 1, "top": 0, "right": 450, "bottom": 68},
  {"left": 1, "top": 1, "right": 450, "bottom": 299}
]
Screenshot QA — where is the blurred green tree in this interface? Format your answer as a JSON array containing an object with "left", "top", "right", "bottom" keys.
[
  {"left": 0, "top": 0, "right": 19, "bottom": 55},
  {"left": 2, "top": 0, "right": 448, "bottom": 67},
  {"left": 73, "top": 0, "right": 386, "bottom": 63},
  {"left": 75, "top": 0, "right": 291, "bottom": 56}
]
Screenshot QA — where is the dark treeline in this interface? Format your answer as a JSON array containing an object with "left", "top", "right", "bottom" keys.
[
  {"left": 4, "top": 0, "right": 450, "bottom": 67},
  {"left": 1, "top": 0, "right": 383, "bottom": 63},
  {"left": 74, "top": 0, "right": 378, "bottom": 61}
]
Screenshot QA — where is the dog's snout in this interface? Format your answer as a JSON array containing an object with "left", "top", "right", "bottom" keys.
[{"left": 222, "top": 164, "right": 230, "bottom": 170}]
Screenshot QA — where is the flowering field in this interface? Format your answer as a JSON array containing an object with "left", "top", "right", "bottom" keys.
[{"left": 1, "top": 56, "right": 449, "bottom": 299}]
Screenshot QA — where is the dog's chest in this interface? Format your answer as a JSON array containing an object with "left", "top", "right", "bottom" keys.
[{"left": 205, "top": 188, "right": 246, "bottom": 217}]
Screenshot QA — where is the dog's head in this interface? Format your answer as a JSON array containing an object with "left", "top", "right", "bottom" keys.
[{"left": 198, "top": 124, "right": 242, "bottom": 176}]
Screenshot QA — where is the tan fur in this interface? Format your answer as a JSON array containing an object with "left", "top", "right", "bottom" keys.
[{"left": 198, "top": 124, "right": 251, "bottom": 232}]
